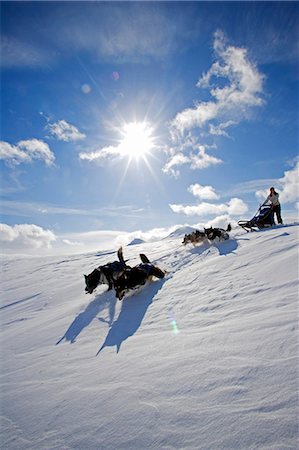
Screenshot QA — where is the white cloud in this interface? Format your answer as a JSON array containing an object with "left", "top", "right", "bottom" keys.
[
  {"left": 47, "top": 120, "right": 86, "bottom": 142},
  {"left": 227, "top": 198, "right": 248, "bottom": 215},
  {"left": 162, "top": 152, "right": 190, "bottom": 177},
  {"left": 190, "top": 145, "right": 222, "bottom": 170},
  {"left": 171, "top": 30, "right": 265, "bottom": 136},
  {"left": 208, "top": 120, "right": 236, "bottom": 137},
  {"left": 163, "top": 30, "right": 263, "bottom": 177},
  {"left": 204, "top": 214, "right": 235, "bottom": 229},
  {"left": 255, "top": 189, "right": 269, "bottom": 203},
  {"left": 171, "top": 102, "right": 218, "bottom": 136},
  {"left": 279, "top": 161, "right": 299, "bottom": 203},
  {"left": 169, "top": 197, "right": 248, "bottom": 217},
  {"left": 0, "top": 139, "right": 55, "bottom": 167},
  {"left": 162, "top": 138, "right": 222, "bottom": 177},
  {"left": 255, "top": 161, "right": 299, "bottom": 204},
  {"left": 188, "top": 183, "right": 219, "bottom": 200},
  {"left": 0, "top": 223, "right": 56, "bottom": 251},
  {"left": 79, "top": 145, "right": 122, "bottom": 164}
]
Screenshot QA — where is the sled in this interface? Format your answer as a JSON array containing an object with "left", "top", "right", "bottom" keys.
[{"left": 238, "top": 204, "right": 274, "bottom": 232}]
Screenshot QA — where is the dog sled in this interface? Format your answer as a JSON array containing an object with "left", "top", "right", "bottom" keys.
[{"left": 238, "top": 204, "right": 274, "bottom": 232}]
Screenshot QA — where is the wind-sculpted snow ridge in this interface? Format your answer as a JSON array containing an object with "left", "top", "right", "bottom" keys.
[{"left": 1, "top": 225, "right": 298, "bottom": 449}]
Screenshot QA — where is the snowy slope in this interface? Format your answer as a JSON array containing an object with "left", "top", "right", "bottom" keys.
[{"left": 1, "top": 225, "right": 298, "bottom": 450}]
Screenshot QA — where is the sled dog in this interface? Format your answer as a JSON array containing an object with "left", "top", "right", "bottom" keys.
[
  {"left": 114, "top": 253, "right": 165, "bottom": 300},
  {"left": 84, "top": 247, "right": 128, "bottom": 294},
  {"left": 204, "top": 224, "right": 231, "bottom": 241},
  {"left": 182, "top": 230, "right": 207, "bottom": 246}
]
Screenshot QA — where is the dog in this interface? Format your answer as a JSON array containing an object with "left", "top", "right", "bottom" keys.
[
  {"left": 182, "top": 229, "right": 207, "bottom": 246},
  {"left": 84, "top": 247, "right": 128, "bottom": 294},
  {"left": 204, "top": 224, "right": 231, "bottom": 241},
  {"left": 114, "top": 254, "right": 165, "bottom": 300}
]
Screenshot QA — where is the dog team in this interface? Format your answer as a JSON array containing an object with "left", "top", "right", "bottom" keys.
[
  {"left": 84, "top": 224, "right": 231, "bottom": 300},
  {"left": 182, "top": 223, "right": 231, "bottom": 245}
]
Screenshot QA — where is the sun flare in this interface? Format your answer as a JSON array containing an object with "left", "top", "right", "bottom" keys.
[{"left": 120, "top": 122, "right": 154, "bottom": 160}]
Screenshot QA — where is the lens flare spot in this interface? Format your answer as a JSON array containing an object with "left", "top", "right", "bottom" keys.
[
  {"left": 112, "top": 71, "right": 120, "bottom": 81},
  {"left": 171, "top": 319, "right": 180, "bottom": 335},
  {"left": 81, "top": 84, "right": 91, "bottom": 94}
]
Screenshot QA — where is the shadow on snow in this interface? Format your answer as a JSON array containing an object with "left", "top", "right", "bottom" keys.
[
  {"left": 56, "top": 290, "right": 116, "bottom": 345},
  {"left": 189, "top": 238, "right": 239, "bottom": 257},
  {"left": 214, "top": 238, "right": 238, "bottom": 256},
  {"left": 97, "top": 279, "right": 165, "bottom": 355}
]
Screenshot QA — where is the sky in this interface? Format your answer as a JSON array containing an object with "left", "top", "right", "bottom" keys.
[{"left": 1, "top": 1, "right": 298, "bottom": 253}]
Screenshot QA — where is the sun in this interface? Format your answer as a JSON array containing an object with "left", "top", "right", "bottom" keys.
[{"left": 119, "top": 121, "right": 154, "bottom": 161}]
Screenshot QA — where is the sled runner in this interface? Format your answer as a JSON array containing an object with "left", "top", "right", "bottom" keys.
[{"left": 238, "top": 204, "right": 274, "bottom": 232}]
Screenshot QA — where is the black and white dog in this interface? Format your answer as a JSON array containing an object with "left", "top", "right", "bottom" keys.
[
  {"left": 84, "top": 247, "right": 128, "bottom": 294},
  {"left": 114, "top": 254, "right": 165, "bottom": 300},
  {"left": 204, "top": 224, "right": 232, "bottom": 241}
]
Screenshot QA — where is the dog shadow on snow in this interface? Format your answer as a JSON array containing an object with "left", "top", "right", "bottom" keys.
[
  {"left": 190, "top": 237, "right": 238, "bottom": 257},
  {"left": 213, "top": 238, "right": 238, "bottom": 256},
  {"left": 97, "top": 279, "right": 165, "bottom": 355},
  {"left": 56, "top": 291, "right": 117, "bottom": 345}
]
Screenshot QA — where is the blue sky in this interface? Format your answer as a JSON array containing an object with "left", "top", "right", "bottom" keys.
[{"left": 1, "top": 1, "right": 298, "bottom": 253}]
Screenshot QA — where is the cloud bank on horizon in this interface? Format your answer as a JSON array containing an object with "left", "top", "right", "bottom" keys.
[{"left": 1, "top": 2, "right": 298, "bottom": 253}]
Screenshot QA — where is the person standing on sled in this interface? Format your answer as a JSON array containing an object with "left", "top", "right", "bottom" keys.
[{"left": 263, "top": 187, "right": 283, "bottom": 225}]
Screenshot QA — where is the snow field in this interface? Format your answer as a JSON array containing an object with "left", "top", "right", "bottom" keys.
[{"left": 1, "top": 224, "right": 298, "bottom": 449}]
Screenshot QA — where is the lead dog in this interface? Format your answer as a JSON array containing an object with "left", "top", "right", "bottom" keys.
[{"left": 84, "top": 247, "right": 128, "bottom": 294}]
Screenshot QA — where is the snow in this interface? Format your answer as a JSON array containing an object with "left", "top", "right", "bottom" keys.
[{"left": 1, "top": 224, "right": 298, "bottom": 449}]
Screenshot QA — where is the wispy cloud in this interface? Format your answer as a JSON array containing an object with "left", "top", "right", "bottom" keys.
[
  {"left": 56, "top": 3, "right": 200, "bottom": 64},
  {"left": 79, "top": 145, "right": 122, "bottom": 164},
  {"left": 171, "top": 30, "right": 265, "bottom": 136},
  {"left": 1, "top": 4, "right": 199, "bottom": 68},
  {"left": 0, "top": 35, "right": 55, "bottom": 68},
  {"left": 46, "top": 120, "right": 86, "bottom": 142},
  {"left": 162, "top": 138, "right": 222, "bottom": 177},
  {"left": 162, "top": 151, "right": 191, "bottom": 178},
  {"left": 0, "top": 139, "right": 55, "bottom": 167},
  {"left": 1, "top": 199, "right": 144, "bottom": 220},
  {"left": 164, "top": 30, "right": 265, "bottom": 176},
  {"left": 208, "top": 120, "right": 236, "bottom": 138},
  {"left": 225, "top": 178, "right": 278, "bottom": 197}
]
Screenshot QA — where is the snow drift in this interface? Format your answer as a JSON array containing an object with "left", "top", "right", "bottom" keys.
[{"left": 1, "top": 224, "right": 298, "bottom": 449}]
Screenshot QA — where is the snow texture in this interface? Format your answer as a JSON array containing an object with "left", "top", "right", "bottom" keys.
[{"left": 1, "top": 225, "right": 298, "bottom": 449}]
